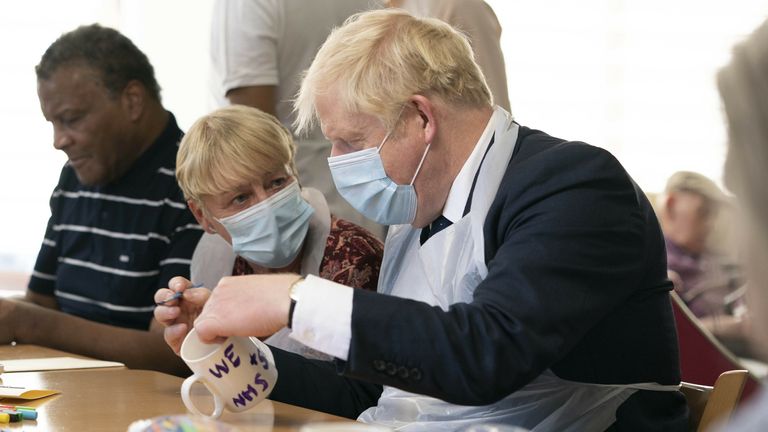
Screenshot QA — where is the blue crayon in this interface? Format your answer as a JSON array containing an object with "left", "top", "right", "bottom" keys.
[{"left": 17, "top": 410, "right": 37, "bottom": 420}]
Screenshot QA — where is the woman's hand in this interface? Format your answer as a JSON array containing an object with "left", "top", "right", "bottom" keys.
[{"left": 153, "top": 276, "right": 211, "bottom": 354}]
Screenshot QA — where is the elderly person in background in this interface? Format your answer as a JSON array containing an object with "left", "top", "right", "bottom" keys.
[
  {"left": 657, "top": 171, "right": 748, "bottom": 354},
  {"left": 716, "top": 18, "right": 768, "bottom": 431},
  {"left": 156, "top": 10, "right": 686, "bottom": 430},
  {"left": 659, "top": 171, "right": 730, "bottom": 269},
  {"left": 168, "top": 105, "right": 383, "bottom": 360}
]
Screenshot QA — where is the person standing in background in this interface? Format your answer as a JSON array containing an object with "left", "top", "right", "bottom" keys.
[
  {"left": 386, "top": 0, "right": 511, "bottom": 112},
  {"left": 209, "top": 0, "right": 386, "bottom": 239}
]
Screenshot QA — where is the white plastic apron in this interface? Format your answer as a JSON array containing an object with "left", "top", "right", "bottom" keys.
[{"left": 358, "top": 107, "right": 680, "bottom": 431}]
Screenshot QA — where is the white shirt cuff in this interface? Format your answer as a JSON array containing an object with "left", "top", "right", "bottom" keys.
[{"left": 289, "top": 274, "right": 353, "bottom": 360}]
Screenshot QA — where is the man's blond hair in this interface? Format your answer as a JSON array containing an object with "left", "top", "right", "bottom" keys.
[
  {"left": 176, "top": 105, "right": 296, "bottom": 204},
  {"left": 294, "top": 9, "right": 492, "bottom": 134}
]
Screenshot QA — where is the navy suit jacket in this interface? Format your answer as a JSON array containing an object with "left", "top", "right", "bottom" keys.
[{"left": 270, "top": 126, "right": 687, "bottom": 430}]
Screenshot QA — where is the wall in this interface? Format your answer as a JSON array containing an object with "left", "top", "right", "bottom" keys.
[{"left": 2, "top": 0, "right": 767, "bottom": 272}]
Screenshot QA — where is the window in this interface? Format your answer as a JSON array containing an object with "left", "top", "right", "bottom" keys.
[
  {"left": 487, "top": 0, "right": 768, "bottom": 192},
  {"left": 0, "top": 0, "right": 212, "bottom": 273},
  {"left": 2, "top": 1, "right": 766, "bottom": 273}
]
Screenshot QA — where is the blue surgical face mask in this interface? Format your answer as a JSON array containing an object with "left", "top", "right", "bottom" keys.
[
  {"left": 328, "top": 129, "right": 430, "bottom": 225},
  {"left": 216, "top": 181, "right": 314, "bottom": 268}
]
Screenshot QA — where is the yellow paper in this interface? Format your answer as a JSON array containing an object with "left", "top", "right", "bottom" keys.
[
  {"left": 2, "top": 356, "right": 124, "bottom": 372},
  {"left": 0, "top": 385, "right": 60, "bottom": 400}
]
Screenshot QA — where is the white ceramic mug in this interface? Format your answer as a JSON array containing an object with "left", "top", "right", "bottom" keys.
[{"left": 180, "top": 328, "right": 278, "bottom": 418}]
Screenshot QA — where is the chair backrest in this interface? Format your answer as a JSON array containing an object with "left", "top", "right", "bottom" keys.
[
  {"left": 681, "top": 369, "right": 748, "bottom": 431},
  {"left": 670, "top": 291, "right": 760, "bottom": 401}
]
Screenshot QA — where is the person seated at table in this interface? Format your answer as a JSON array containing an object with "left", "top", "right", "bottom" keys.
[
  {"left": 657, "top": 171, "right": 749, "bottom": 355},
  {"left": 156, "top": 9, "right": 687, "bottom": 430},
  {"left": 173, "top": 104, "right": 383, "bottom": 359},
  {"left": 0, "top": 24, "right": 201, "bottom": 375}
]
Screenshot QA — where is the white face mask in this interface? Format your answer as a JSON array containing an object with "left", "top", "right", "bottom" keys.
[
  {"left": 216, "top": 182, "right": 314, "bottom": 268},
  {"left": 327, "top": 128, "right": 430, "bottom": 225}
]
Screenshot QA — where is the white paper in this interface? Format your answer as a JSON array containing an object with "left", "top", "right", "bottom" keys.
[{"left": 2, "top": 356, "right": 124, "bottom": 372}]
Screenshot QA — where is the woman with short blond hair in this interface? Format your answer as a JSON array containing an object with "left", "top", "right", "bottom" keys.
[{"left": 176, "top": 105, "right": 383, "bottom": 360}]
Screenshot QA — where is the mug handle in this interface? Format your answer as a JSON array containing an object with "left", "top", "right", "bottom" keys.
[{"left": 181, "top": 373, "right": 225, "bottom": 419}]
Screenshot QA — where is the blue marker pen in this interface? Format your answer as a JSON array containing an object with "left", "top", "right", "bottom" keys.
[{"left": 156, "top": 283, "right": 203, "bottom": 305}]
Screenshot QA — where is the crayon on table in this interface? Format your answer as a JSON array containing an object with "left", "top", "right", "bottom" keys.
[
  {"left": 0, "top": 411, "right": 19, "bottom": 422},
  {"left": 0, "top": 405, "right": 35, "bottom": 411},
  {"left": 0, "top": 409, "right": 36, "bottom": 421}
]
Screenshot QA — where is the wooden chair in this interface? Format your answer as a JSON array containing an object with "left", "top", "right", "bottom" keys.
[{"left": 681, "top": 369, "right": 748, "bottom": 431}]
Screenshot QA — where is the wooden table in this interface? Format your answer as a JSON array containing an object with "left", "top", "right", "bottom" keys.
[
  {"left": 0, "top": 344, "right": 95, "bottom": 361},
  {"left": 0, "top": 345, "right": 355, "bottom": 431}
]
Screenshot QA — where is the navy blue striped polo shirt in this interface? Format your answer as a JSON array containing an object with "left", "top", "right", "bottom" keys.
[{"left": 28, "top": 113, "right": 203, "bottom": 330}]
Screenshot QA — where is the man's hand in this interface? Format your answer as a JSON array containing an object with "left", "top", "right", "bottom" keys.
[
  {"left": 154, "top": 276, "right": 211, "bottom": 354},
  {"left": 194, "top": 274, "right": 295, "bottom": 344}
]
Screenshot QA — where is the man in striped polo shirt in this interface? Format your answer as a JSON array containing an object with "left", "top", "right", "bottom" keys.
[{"left": 0, "top": 25, "right": 202, "bottom": 374}]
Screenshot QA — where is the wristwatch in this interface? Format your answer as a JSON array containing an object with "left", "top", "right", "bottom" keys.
[{"left": 287, "top": 277, "right": 304, "bottom": 329}]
